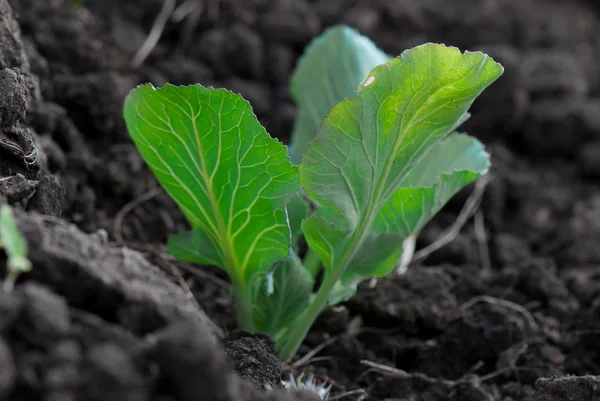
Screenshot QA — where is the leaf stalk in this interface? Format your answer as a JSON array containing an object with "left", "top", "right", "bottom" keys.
[
  {"left": 278, "top": 217, "right": 373, "bottom": 360},
  {"left": 231, "top": 272, "right": 256, "bottom": 332},
  {"left": 303, "top": 247, "right": 322, "bottom": 278}
]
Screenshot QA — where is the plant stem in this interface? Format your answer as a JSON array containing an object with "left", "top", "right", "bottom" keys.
[
  {"left": 303, "top": 247, "right": 322, "bottom": 277},
  {"left": 231, "top": 273, "right": 255, "bottom": 332},
  {"left": 278, "top": 266, "right": 338, "bottom": 360},
  {"left": 279, "top": 222, "right": 370, "bottom": 361},
  {"left": 2, "top": 270, "right": 17, "bottom": 293},
  {"left": 280, "top": 130, "right": 411, "bottom": 359}
]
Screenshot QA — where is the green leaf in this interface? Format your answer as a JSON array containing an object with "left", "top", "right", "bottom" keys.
[
  {"left": 123, "top": 84, "right": 300, "bottom": 330},
  {"left": 0, "top": 204, "right": 31, "bottom": 273},
  {"left": 0, "top": 204, "right": 32, "bottom": 292},
  {"left": 253, "top": 251, "right": 314, "bottom": 344},
  {"left": 328, "top": 275, "right": 363, "bottom": 306},
  {"left": 300, "top": 43, "right": 503, "bottom": 279},
  {"left": 374, "top": 133, "right": 489, "bottom": 238},
  {"left": 301, "top": 216, "right": 405, "bottom": 305},
  {"left": 328, "top": 133, "right": 490, "bottom": 301},
  {"left": 167, "top": 228, "right": 222, "bottom": 266},
  {"left": 288, "top": 25, "right": 391, "bottom": 164},
  {"left": 252, "top": 195, "right": 313, "bottom": 345}
]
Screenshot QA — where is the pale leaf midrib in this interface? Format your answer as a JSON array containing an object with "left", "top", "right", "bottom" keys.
[
  {"left": 193, "top": 93, "right": 240, "bottom": 274},
  {"left": 132, "top": 98, "right": 218, "bottom": 237},
  {"left": 159, "top": 87, "right": 240, "bottom": 274}
]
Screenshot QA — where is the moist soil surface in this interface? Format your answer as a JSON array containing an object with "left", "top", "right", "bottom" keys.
[{"left": 1, "top": 0, "right": 600, "bottom": 400}]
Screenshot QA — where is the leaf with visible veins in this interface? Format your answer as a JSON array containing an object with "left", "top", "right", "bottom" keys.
[{"left": 123, "top": 84, "right": 299, "bottom": 330}]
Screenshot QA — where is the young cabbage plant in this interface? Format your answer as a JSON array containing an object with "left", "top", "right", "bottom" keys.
[{"left": 123, "top": 26, "right": 503, "bottom": 361}]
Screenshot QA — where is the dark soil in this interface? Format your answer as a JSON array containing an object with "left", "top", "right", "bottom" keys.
[{"left": 1, "top": 0, "right": 600, "bottom": 400}]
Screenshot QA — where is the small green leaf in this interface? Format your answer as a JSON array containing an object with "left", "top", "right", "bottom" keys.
[
  {"left": 0, "top": 205, "right": 30, "bottom": 271},
  {"left": 288, "top": 25, "right": 391, "bottom": 164},
  {"left": 123, "top": 84, "right": 299, "bottom": 330},
  {"left": 7, "top": 256, "right": 32, "bottom": 274},
  {"left": 0, "top": 204, "right": 32, "bottom": 292},
  {"left": 328, "top": 275, "right": 363, "bottom": 306},
  {"left": 253, "top": 251, "right": 314, "bottom": 344}
]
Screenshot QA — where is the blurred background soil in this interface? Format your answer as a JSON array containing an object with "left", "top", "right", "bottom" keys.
[{"left": 1, "top": 0, "right": 600, "bottom": 400}]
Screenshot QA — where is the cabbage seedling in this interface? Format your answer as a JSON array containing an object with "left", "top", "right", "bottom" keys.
[{"left": 123, "top": 27, "right": 503, "bottom": 360}]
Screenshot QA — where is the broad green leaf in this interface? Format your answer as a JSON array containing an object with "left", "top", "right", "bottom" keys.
[
  {"left": 288, "top": 25, "right": 391, "bottom": 164},
  {"left": 299, "top": 43, "right": 503, "bottom": 282},
  {"left": 123, "top": 84, "right": 299, "bottom": 285},
  {"left": 252, "top": 251, "right": 314, "bottom": 344},
  {"left": 0, "top": 204, "right": 31, "bottom": 273}
]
